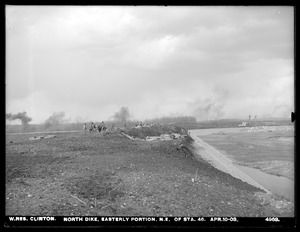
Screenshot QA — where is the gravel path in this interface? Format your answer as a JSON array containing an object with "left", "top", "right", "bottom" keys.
[{"left": 189, "top": 130, "right": 271, "bottom": 194}]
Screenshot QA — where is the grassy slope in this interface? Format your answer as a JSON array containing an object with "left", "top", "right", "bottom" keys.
[{"left": 5, "top": 131, "right": 293, "bottom": 217}]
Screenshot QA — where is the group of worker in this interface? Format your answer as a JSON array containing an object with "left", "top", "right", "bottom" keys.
[{"left": 83, "top": 121, "right": 106, "bottom": 134}]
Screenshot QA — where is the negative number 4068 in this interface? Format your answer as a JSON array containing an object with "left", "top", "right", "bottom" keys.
[{"left": 265, "top": 217, "right": 280, "bottom": 222}]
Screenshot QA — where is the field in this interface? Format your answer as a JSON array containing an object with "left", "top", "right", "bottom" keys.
[
  {"left": 5, "top": 130, "right": 294, "bottom": 217},
  {"left": 199, "top": 126, "right": 294, "bottom": 179}
]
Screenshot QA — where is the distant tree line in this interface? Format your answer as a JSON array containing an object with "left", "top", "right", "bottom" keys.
[
  {"left": 6, "top": 116, "right": 293, "bottom": 133},
  {"left": 143, "top": 116, "right": 197, "bottom": 124}
]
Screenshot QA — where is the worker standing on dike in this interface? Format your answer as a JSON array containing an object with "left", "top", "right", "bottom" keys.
[{"left": 83, "top": 123, "right": 87, "bottom": 134}]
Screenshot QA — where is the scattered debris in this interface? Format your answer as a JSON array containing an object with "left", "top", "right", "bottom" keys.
[
  {"left": 101, "top": 203, "right": 113, "bottom": 209},
  {"left": 29, "top": 134, "right": 56, "bottom": 141},
  {"left": 29, "top": 136, "right": 44, "bottom": 141},
  {"left": 122, "top": 132, "right": 186, "bottom": 142},
  {"left": 172, "top": 133, "right": 181, "bottom": 139},
  {"left": 160, "top": 134, "right": 173, "bottom": 140},
  {"left": 192, "top": 169, "right": 198, "bottom": 182},
  {"left": 241, "top": 126, "right": 294, "bottom": 133},
  {"left": 122, "top": 123, "right": 187, "bottom": 142},
  {"left": 45, "top": 135, "right": 56, "bottom": 139},
  {"left": 126, "top": 122, "right": 187, "bottom": 140},
  {"left": 121, "top": 132, "right": 135, "bottom": 140},
  {"left": 145, "top": 136, "right": 160, "bottom": 141},
  {"left": 70, "top": 194, "right": 87, "bottom": 205}
]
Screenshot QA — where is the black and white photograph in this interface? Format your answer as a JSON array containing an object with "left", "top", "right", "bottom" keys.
[{"left": 5, "top": 5, "right": 295, "bottom": 227}]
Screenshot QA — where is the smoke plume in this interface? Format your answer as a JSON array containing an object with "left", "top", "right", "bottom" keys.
[
  {"left": 6, "top": 111, "right": 32, "bottom": 127},
  {"left": 44, "top": 111, "right": 68, "bottom": 129},
  {"left": 192, "top": 99, "right": 225, "bottom": 121},
  {"left": 111, "top": 106, "right": 130, "bottom": 124},
  {"left": 191, "top": 86, "right": 229, "bottom": 121}
]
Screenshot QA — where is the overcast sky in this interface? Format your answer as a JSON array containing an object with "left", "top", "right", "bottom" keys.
[{"left": 6, "top": 6, "right": 294, "bottom": 124}]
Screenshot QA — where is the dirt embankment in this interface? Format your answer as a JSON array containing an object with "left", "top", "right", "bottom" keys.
[
  {"left": 6, "top": 130, "right": 294, "bottom": 217},
  {"left": 124, "top": 123, "right": 186, "bottom": 139},
  {"left": 195, "top": 126, "right": 294, "bottom": 180},
  {"left": 189, "top": 131, "right": 271, "bottom": 193}
]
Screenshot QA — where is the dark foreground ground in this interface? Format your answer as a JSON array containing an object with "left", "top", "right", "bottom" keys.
[{"left": 5, "top": 131, "right": 294, "bottom": 217}]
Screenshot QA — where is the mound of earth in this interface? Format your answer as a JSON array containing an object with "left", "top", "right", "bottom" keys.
[
  {"left": 6, "top": 130, "right": 294, "bottom": 217},
  {"left": 124, "top": 123, "right": 187, "bottom": 139}
]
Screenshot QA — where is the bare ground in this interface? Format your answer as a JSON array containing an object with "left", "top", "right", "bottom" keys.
[{"left": 5, "top": 131, "right": 294, "bottom": 217}]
